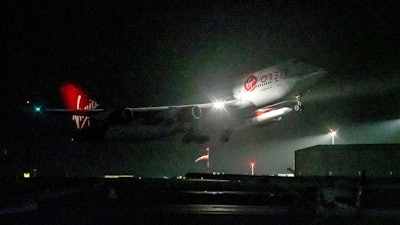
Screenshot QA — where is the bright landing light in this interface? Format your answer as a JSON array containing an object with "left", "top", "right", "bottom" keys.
[{"left": 213, "top": 101, "right": 225, "bottom": 110}]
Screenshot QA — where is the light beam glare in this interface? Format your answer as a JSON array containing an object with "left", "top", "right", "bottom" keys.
[
  {"left": 213, "top": 101, "right": 225, "bottom": 110},
  {"left": 303, "top": 74, "right": 400, "bottom": 103}
]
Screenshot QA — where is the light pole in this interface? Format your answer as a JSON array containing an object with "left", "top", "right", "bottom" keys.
[
  {"left": 330, "top": 129, "right": 336, "bottom": 145},
  {"left": 251, "top": 162, "right": 255, "bottom": 175},
  {"left": 206, "top": 147, "right": 210, "bottom": 172}
]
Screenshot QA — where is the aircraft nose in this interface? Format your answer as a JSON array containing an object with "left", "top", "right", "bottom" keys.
[
  {"left": 318, "top": 67, "right": 327, "bottom": 75},
  {"left": 314, "top": 68, "right": 327, "bottom": 79},
  {"left": 290, "top": 60, "right": 326, "bottom": 79},
  {"left": 303, "top": 68, "right": 326, "bottom": 80},
  {"left": 311, "top": 65, "right": 327, "bottom": 77}
]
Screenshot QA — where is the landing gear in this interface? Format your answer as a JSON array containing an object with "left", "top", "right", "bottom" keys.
[
  {"left": 181, "top": 128, "right": 210, "bottom": 144},
  {"left": 294, "top": 104, "right": 303, "bottom": 111},
  {"left": 219, "top": 129, "right": 232, "bottom": 143},
  {"left": 294, "top": 95, "right": 304, "bottom": 111}
]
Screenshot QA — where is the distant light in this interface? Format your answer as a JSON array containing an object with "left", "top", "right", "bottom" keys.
[
  {"left": 104, "top": 175, "right": 134, "bottom": 178},
  {"left": 24, "top": 172, "right": 30, "bottom": 178},
  {"left": 26, "top": 100, "right": 30, "bottom": 104},
  {"left": 277, "top": 174, "right": 295, "bottom": 177},
  {"left": 329, "top": 129, "right": 337, "bottom": 145}
]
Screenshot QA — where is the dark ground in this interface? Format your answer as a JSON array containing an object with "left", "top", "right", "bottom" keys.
[{"left": 1, "top": 174, "right": 400, "bottom": 224}]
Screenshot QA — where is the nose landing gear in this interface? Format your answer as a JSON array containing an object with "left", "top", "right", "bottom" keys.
[{"left": 294, "top": 95, "right": 304, "bottom": 111}]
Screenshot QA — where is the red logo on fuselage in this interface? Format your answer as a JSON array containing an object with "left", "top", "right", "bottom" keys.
[{"left": 244, "top": 75, "right": 257, "bottom": 92}]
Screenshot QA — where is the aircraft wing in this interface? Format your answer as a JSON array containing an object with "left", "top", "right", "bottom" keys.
[
  {"left": 125, "top": 100, "right": 236, "bottom": 111},
  {"left": 40, "top": 100, "right": 236, "bottom": 116},
  {"left": 123, "top": 100, "right": 237, "bottom": 121},
  {"left": 30, "top": 81, "right": 237, "bottom": 126},
  {"left": 44, "top": 108, "right": 105, "bottom": 115}
]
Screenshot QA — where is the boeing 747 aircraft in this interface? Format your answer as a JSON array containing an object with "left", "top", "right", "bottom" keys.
[{"left": 29, "top": 59, "right": 325, "bottom": 143}]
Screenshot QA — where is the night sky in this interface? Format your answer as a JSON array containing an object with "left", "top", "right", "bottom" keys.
[{"left": 2, "top": 1, "right": 400, "bottom": 177}]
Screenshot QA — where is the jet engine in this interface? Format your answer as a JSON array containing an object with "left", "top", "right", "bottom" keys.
[
  {"left": 191, "top": 106, "right": 202, "bottom": 119},
  {"left": 176, "top": 106, "right": 203, "bottom": 122},
  {"left": 123, "top": 108, "right": 135, "bottom": 122}
]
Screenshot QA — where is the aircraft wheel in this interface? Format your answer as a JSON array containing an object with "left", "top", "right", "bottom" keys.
[
  {"left": 194, "top": 135, "right": 210, "bottom": 144},
  {"left": 219, "top": 129, "right": 232, "bottom": 142},
  {"left": 220, "top": 135, "right": 230, "bottom": 142},
  {"left": 294, "top": 105, "right": 304, "bottom": 112},
  {"left": 181, "top": 133, "right": 192, "bottom": 144}
]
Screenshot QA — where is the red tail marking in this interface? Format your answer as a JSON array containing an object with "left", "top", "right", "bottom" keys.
[
  {"left": 60, "top": 83, "right": 90, "bottom": 110},
  {"left": 59, "top": 83, "right": 99, "bottom": 129}
]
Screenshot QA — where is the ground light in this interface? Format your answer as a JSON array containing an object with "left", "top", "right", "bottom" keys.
[
  {"left": 330, "top": 129, "right": 336, "bottom": 145},
  {"left": 250, "top": 162, "right": 255, "bottom": 175}
]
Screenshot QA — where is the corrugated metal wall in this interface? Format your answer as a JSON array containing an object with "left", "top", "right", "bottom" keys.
[{"left": 295, "top": 144, "right": 400, "bottom": 177}]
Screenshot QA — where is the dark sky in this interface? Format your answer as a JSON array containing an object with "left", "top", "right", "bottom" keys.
[{"left": 2, "top": 1, "right": 400, "bottom": 177}]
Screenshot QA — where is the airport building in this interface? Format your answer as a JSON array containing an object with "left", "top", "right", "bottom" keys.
[{"left": 295, "top": 144, "right": 400, "bottom": 177}]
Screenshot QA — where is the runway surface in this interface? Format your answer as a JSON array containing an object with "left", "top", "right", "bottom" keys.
[{"left": 1, "top": 175, "right": 400, "bottom": 224}]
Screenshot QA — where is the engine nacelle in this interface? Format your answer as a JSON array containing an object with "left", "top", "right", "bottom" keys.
[
  {"left": 176, "top": 106, "right": 203, "bottom": 123},
  {"left": 191, "top": 106, "right": 202, "bottom": 119},
  {"left": 123, "top": 108, "right": 134, "bottom": 122},
  {"left": 250, "top": 107, "right": 292, "bottom": 124}
]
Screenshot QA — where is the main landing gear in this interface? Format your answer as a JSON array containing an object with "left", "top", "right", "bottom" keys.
[
  {"left": 294, "top": 95, "right": 304, "bottom": 111},
  {"left": 219, "top": 129, "right": 232, "bottom": 143},
  {"left": 181, "top": 128, "right": 210, "bottom": 144}
]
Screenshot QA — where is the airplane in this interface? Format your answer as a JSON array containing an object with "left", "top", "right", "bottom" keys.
[{"left": 27, "top": 59, "right": 326, "bottom": 143}]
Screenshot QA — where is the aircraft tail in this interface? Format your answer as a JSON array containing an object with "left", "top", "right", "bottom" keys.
[{"left": 59, "top": 83, "right": 101, "bottom": 130}]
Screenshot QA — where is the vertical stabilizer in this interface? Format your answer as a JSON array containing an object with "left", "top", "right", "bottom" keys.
[{"left": 59, "top": 83, "right": 100, "bottom": 129}]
